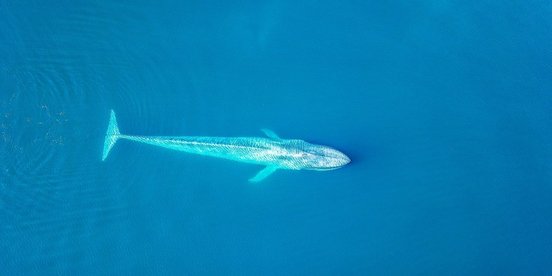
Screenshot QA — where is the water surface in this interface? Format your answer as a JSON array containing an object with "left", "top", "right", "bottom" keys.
[{"left": 1, "top": 0, "right": 551, "bottom": 274}]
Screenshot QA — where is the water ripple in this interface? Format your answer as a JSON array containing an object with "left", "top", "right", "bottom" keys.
[{"left": 0, "top": 1, "right": 165, "bottom": 267}]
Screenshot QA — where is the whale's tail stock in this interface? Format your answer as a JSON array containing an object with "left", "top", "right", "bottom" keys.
[{"left": 102, "top": 110, "right": 120, "bottom": 161}]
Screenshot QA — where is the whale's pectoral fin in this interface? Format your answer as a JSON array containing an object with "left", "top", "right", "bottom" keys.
[
  {"left": 249, "top": 166, "right": 278, "bottom": 183},
  {"left": 261, "top": 128, "right": 281, "bottom": 141}
]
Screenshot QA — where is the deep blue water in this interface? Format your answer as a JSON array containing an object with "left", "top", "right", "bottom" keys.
[{"left": 1, "top": 0, "right": 552, "bottom": 274}]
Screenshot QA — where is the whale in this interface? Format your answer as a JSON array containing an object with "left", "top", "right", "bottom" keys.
[{"left": 102, "top": 110, "right": 350, "bottom": 182}]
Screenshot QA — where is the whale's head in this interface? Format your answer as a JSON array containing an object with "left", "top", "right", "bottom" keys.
[{"left": 291, "top": 140, "right": 350, "bottom": 171}]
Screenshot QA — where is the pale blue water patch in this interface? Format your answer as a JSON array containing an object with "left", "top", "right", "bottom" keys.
[{"left": 1, "top": 0, "right": 552, "bottom": 274}]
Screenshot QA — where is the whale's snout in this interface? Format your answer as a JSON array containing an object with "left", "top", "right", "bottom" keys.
[
  {"left": 334, "top": 150, "right": 351, "bottom": 167},
  {"left": 318, "top": 148, "right": 351, "bottom": 170},
  {"left": 300, "top": 143, "right": 351, "bottom": 171},
  {"left": 340, "top": 152, "right": 351, "bottom": 166}
]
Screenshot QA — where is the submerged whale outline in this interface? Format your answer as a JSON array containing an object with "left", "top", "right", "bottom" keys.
[{"left": 102, "top": 110, "right": 350, "bottom": 182}]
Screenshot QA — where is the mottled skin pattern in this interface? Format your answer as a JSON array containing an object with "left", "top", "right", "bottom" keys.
[
  {"left": 102, "top": 110, "right": 350, "bottom": 182},
  {"left": 122, "top": 135, "right": 350, "bottom": 171}
]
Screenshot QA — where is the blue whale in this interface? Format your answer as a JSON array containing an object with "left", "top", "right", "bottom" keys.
[{"left": 102, "top": 110, "right": 350, "bottom": 182}]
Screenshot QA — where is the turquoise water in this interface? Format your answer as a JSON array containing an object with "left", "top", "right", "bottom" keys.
[{"left": 1, "top": 0, "right": 552, "bottom": 274}]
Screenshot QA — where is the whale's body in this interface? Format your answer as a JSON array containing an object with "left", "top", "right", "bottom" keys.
[{"left": 102, "top": 110, "right": 350, "bottom": 182}]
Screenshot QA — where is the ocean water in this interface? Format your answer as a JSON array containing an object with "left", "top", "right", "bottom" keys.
[{"left": 1, "top": 0, "right": 552, "bottom": 274}]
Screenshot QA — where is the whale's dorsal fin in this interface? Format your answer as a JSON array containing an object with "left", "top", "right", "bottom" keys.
[
  {"left": 261, "top": 128, "right": 281, "bottom": 140},
  {"left": 249, "top": 166, "right": 278, "bottom": 183}
]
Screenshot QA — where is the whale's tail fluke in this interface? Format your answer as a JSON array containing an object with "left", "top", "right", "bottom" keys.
[{"left": 102, "top": 110, "right": 120, "bottom": 161}]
